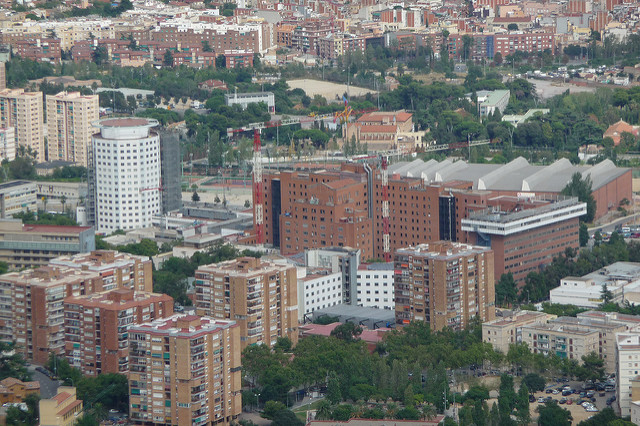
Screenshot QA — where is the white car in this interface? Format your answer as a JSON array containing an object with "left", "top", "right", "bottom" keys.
[
  {"left": 586, "top": 406, "right": 599, "bottom": 412},
  {"left": 552, "top": 390, "right": 559, "bottom": 394}
]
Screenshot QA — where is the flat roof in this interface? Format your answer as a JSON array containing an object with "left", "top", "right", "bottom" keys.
[
  {"left": 313, "top": 304, "right": 396, "bottom": 323},
  {"left": 99, "top": 118, "right": 154, "bottom": 127},
  {"left": 0, "top": 180, "right": 32, "bottom": 191}
]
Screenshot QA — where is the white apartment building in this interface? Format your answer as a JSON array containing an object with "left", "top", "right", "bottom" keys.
[
  {"left": 0, "top": 127, "right": 15, "bottom": 162},
  {"left": 46, "top": 91, "right": 99, "bottom": 166},
  {"left": 356, "top": 263, "right": 395, "bottom": 310},
  {"left": 616, "top": 333, "right": 640, "bottom": 417},
  {"left": 0, "top": 89, "right": 44, "bottom": 160},
  {"left": 91, "top": 118, "right": 161, "bottom": 233},
  {"left": 298, "top": 268, "right": 343, "bottom": 321}
]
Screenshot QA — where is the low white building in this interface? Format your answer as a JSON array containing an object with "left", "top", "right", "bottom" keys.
[
  {"left": 632, "top": 400, "right": 640, "bottom": 425},
  {"left": 297, "top": 268, "right": 343, "bottom": 321},
  {"left": 224, "top": 92, "right": 275, "bottom": 113},
  {"left": 550, "top": 262, "right": 640, "bottom": 308},
  {"left": 356, "top": 263, "right": 395, "bottom": 310}
]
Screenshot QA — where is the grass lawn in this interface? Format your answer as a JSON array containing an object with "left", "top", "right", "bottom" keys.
[{"left": 293, "top": 399, "right": 324, "bottom": 422}]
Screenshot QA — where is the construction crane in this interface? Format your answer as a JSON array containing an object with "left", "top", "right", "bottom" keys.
[
  {"left": 227, "top": 103, "right": 378, "bottom": 245},
  {"left": 423, "top": 138, "right": 497, "bottom": 153},
  {"left": 381, "top": 155, "right": 391, "bottom": 263},
  {"left": 227, "top": 113, "right": 338, "bottom": 245}
]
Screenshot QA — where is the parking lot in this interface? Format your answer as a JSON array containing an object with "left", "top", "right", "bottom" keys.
[{"left": 529, "top": 380, "right": 618, "bottom": 422}]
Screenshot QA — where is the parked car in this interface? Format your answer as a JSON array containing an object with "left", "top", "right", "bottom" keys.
[
  {"left": 529, "top": 395, "right": 536, "bottom": 403},
  {"left": 537, "top": 397, "right": 546, "bottom": 403}
]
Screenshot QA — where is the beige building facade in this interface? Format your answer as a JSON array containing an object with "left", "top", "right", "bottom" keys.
[
  {"left": 195, "top": 257, "right": 299, "bottom": 348},
  {"left": 482, "top": 310, "right": 555, "bottom": 354},
  {"left": 0, "top": 89, "right": 43, "bottom": 160},
  {"left": 46, "top": 91, "right": 99, "bottom": 166},
  {"left": 128, "top": 315, "right": 242, "bottom": 425}
]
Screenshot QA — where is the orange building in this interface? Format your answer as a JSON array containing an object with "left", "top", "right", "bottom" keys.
[
  {"left": 394, "top": 241, "right": 495, "bottom": 331},
  {"left": 345, "top": 111, "right": 413, "bottom": 151},
  {"left": 0, "top": 378, "right": 39, "bottom": 404},
  {"left": 261, "top": 165, "right": 374, "bottom": 261},
  {"left": 64, "top": 289, "right": 173, "bottom": 376},
  {"left": 604, "top": 120, "right": 639, "bottom": 146}
]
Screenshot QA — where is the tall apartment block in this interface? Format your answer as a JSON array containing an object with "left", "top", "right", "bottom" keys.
[
  {"left": 50, "top": 250, "right": 154, "bottom": 292},
  {"left": 158, "top": 131, "right": 182, "bottom": 214},
  {"left": 0, "top": 89, "right": 43, "bottom": 160},
  {"left": 0, "top": 126, "right": 15, "bottom": 161},
  {"left": 90, "top": 118, "right": 161, "bottom": 233},
  {"left": 128, "top": 315, "right": 242, "bottom": 426},
  {"left": 64, "top": 288, "right": 173, "bottom": 376},
  {"left": 46, "top": 91, "right": 99, "bottom": 166},
  {"left": 0, "top": 266, "right": 103, "bottom": 364},
  {"left": 194, "top": 257, "right": 299, "bottom": 348},
  {"left": 394, "top": 241, "right": 495, "bottom": 331}
]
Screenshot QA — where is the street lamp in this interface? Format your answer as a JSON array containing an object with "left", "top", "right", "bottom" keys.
[{"left": 256, "top": 392, "right": 261, "bottom": 412}]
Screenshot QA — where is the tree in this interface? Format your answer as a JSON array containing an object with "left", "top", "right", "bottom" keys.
[
  {"left": 601, "top": 284, "right": 614, "bottom": 305},
  {"left": 216, "top": 55, "right": 226, "bottom": 68},
  {"left": 578, "top": 352, "right": 605, "bottom": 381},
  {"left": 494, "top": 52, "right": 503, "bottom": 65},
  {"left": 91, "top": 46, "right": 108, "bottom": 66},
  {"left": 163, "top": 49, "right": 174, "bottom": 67},
  {"left": 537, "top": 400, "right": 572, "bottom": 426},
  {"left": 498, "top": 373, "right": 517, "bottom": 423},
  {"left": 561, "top": 173, "right": 596, "bottom": 223},
  {"left": 579, "top": 223, "right": 589, "bottom": 247},
  {"left": 330, "top": 322, "right": 363, "bottom": 342},
  {"left": 327, "top": 374, "right": 342, "bottom": 404},
  {"left": 516, "top": 382, "right": 530, "bottom": 425},
  {"left": 522, "top": 373, "right": 546, "bottom": 393},
  {"left": 507, "top": 23, "right": 519, "bottom": 31},
  {"left": 192, "top": 191, "right": 200, "bottom": 202},
  {"left": 262, "top": 401, "right": 287, "bottom": 419},
  {"left": 495, "top": 273, "right": 518, "bottom": 306},
  {"left": 315, "top": 400, "right": 332, "bottom": 420},
  {"left": 271, "top": 409, "right": 304, "bottom": 426},
  {"left": 60, "top": 195, "right": 67, "bottom": 214}
]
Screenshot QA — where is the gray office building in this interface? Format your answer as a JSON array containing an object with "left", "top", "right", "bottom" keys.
[{"left": 159, "top": 131, "right": 182, "bottom": 214}]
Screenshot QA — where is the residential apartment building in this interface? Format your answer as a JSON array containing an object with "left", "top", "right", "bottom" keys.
[
  {"left": 39, "top": 387, "right": 83, "bottom": 426},
  {"left": 64, "top": 288, "right": 174, "bottom": 376},
  {"left": 0, "top": 266, "right": 103, "bottom": 364},
  {"left": 0, "top": 127, "right": 15, "bottom": 162},
  {"left": 616, "top": 333, "right": 640, "bottom": 417},
  {"left": 46, "top": 91, "right": 99, "bottom": 166},
  {"left": 298, "top": 268, "right": 343, "bottom": 321},
  {"left": 0, "top": 180, "right": 37, "bottom": 218},
  {"left": 492, "top": 32, "right": 555, "bottom": 57},
  {"left": 0, "top": 89, "right": 44, "bottom": 160},
  {"left": 128, "top": 315, "right": 242, "bottom": 425},
  {"left": 394, "top": 241, "right": 496, "bottom": 331},
  {"left": 0, "top": 219, "right": 95, "bottom": 270},
  {"left": 50, "top": 250, "right": 154, "bottom": 293},
  {"left": 521, "top": 322, "right": 600, "bottom": 361},
  {"left": 90, "top": 118, "right": 161, "bottom": 233},
  {"left": 356, "top": 262, "right": 395, "bottom": 310},
  {"left": 194, "top": 257, "right": 298, "bottom": 348},
  {"left": 482, "top": 310, "right": 554, "bottom": 354}
]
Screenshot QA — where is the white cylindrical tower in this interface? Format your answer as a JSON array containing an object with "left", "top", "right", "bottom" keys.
[{"left": 92, "top": 118, "right": 161, "bottom": 234}]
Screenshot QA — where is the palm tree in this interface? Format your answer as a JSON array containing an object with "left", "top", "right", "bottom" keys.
[
  {"left": 315, "top": 400, "right": 332, "bottom": 420},
  {"left": 421, "top": 403, "right": 437, "bottom": 420},
  {"left": 60, "top": 195, "right": 67, "bottom": 215}
]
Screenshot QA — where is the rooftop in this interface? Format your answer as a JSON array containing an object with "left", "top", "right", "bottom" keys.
[
  {"left": 98, "top": 117, "right": 156, "bottom": 128},
  {"left": 388, "top": 157, "right": 629, "bottom": 193}
]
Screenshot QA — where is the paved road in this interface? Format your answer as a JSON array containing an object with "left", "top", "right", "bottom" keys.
[
  {"left": 29, "top": 367, "right": 60, "bottom": 399},
  {"left": 589, "top": 213, "right": 640, "bottom": 235}
]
